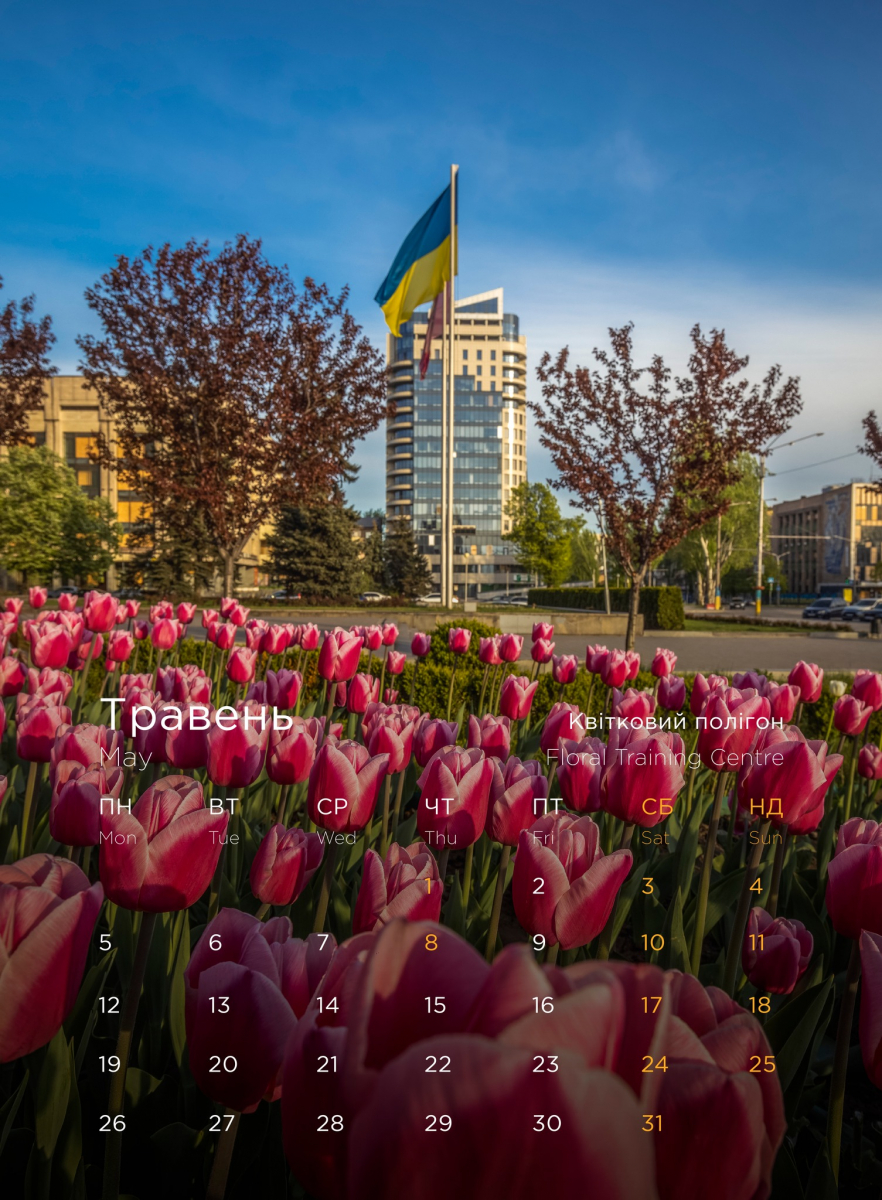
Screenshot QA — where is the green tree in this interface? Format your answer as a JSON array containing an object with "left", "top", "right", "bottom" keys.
[
  {"left": 359, "top": 511, "right": 386, "bottom": 591},
  {"left": 0, "top": 445, "right": 119, "bottom": 586},
  {"left": 383, "top": 519, "right": 432, "bottom": 598},
  {"left": 504, "top": 481, "right": 574, "bottom": 587},
  {"left": 121, "top": 506, "right": 217, "bottom": 598},
  {"left": 267, "top": 503, "right": 363, "bottom": 599},
  {"left": 568, "top": 520, "right": 600, "bottom": 583}
]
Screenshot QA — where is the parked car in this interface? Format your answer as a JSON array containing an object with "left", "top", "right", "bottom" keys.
[
  {"left": 839, "top": 599, "right": 881, "bottom": 621},
  {"left": 358, "top": 591, "right": 390, "bottom": 603},
  {"left": 267, "top": 590, "right": 301, "bottom": 601},
  {"left": 727, "top": 597, "right": 749, "bottom": 609},
  {"left": 857, "top": 601, "right": 882, "bottom": 622},
  {"left": 47, "top": 585, "right": 80, "bottom": 599},
  {"left": 496, "top": 593, "right": 530, "bottom": 607},
  {"left": 415, "top": 593, "right": 461, "bottom": 606},
  {"left": 802, "top": 597, "right": 847, "bottom": 619}
]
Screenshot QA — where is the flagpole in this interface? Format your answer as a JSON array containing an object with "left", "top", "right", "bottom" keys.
[
  {"left": 446, "top": 163, "right": 458, "bottom": 609},
  {"left": 440, "top": 283, "right": 448, "bottom": 607}
]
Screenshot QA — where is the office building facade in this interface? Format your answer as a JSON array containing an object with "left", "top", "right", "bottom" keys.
[
  {"left": 771, "top": 481, "right": 882, "bottom": 598},
  {"left": 385, "top": 288, "right": 528, "bottom": 597}
]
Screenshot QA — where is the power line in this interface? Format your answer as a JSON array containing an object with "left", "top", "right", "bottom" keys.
[{"left": 770, "top": 450, "right": 862, "bottom": 477}]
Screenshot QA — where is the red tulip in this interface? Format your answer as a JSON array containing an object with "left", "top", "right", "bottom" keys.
[
  {"left": 358, "top": 624, "right": 382, "bottom": 651},
  {"left": 228, "top": 603, "right": 250, "bottom": 627},
  {"left": 624, "top": 650, "right": 640, "bottom": 680},
  {"left": 467, "top": 713, "right": 511, "bottom": 759},
  {"left": 737, "top": 726, "right": 841, "bottom": 833},
  {"left": 657, "top": 675, "right": 686, "bottom": 710},
  {"left": 556, "top": 736, "right": 605, "bottom": 813},
  {"left": 551, "top": 653, "right": 578, "bottom": 684},
  {"left": 201, "top": 607, "right": 218, "bottom": 628},
  {"left": 859, "top": 744, "right": 882, "bottom": 781},
  {"left": 690, "top": 672, "right": 728, "bottom": 716},
  {"left": 599, "top": 649, "right": 628, "bottom": 688},
  {"left": 50, "top": 765, "right": 123, "bottom": 846},
  {"left": 268, "top": 717, "right": 325, "bottom": 785},
  {"left": 107, "top": 630, "right": 135, "bottom": 663},
  {"left": 266, "top": 668, "right": 302, "bottom": 709},
  {"left": 17, "top": 701, "right": 72, "bottom": 762},
  {"left": 532, "top": 621, "right": 554, "bottom": 641},
  {"left": 611, "top": 686, "right": 655, "bottom": 724},
  {"left": 150, "top": 602, "right": 173, "bottom": 622},
  {"left": 133, "top": 619, "right": 149, "bottom": 640},
  {"left": 386, "top": 650, "right": 406, "bottom": 675},
  {"left": 381, "top": 621, "right": 398, "bottom": 646},
  {"left": 299, "top": 623, "right": 320, "bottom": 651},
  {"left": 499, "top": 674, "right": 538, "bottom": 720},
  {"left": 448, "top": 627, "right": 471, "bottom": 655},
  {"left": 346, "top": 672, "right": 378, "bottom": 714},
  {"left": 366, "top": 711, "right": 417, "bottom": 774},
  {"left": 530, "top": 637, "right": 555, "bottom": 664},
  {"left": 27, "top": 622, "right": 73, "bottom": 669},
  {"left": 650, "top": 647, "right": 677, "bottom": 678},
  {"left": 226, "top": 646, "right": 257, "bottom": 685},
  {"left": 413, "top": 717, "right": 459, "bottom": 768},
  {"left": 540, "top": 701, "right": 583, "bottom": 755},
  {"left": 220, "top": 596, "right": 237, "bottom": 618},
  {"left": 250, "top": 824, "right": 324, "bottom": 906},
  {"left": 788, "top": 660, "right": 823, "bottom": 703},
  {"left": 0, "top": 656, "right": 27, "bottom": 696},
  {"left": 859, "top": 931, "right": 882, "bottom": 1087},
  {"left": 260, "top": 624, "right": 289, "bottom": 656},
  {"left": 318, "top": 630, "right": 364, "bottom": 681},
  {"left": 28, "top": 586, "right": 47, "bottom": 609},
  {"left": 307, "top": 739, "right": 388, "bottom": 833},
  {"left": 417, "top": 745, "right": 494, "bottom": 850},
  {"left": 512, "top": 812, "right": 632, "bottom": 948},
  {"left": 175, "top": 602, "right": 195, "bottom": 624},
  {"left": 696, "top": 690, "right": 771, "bottom": 771},
  {"left": 124, "top": 599, "right": 140, "bottom": 618},
  {"left": 206, "top": 714, "right": 267, "bottom": 788},
  {"left": 853, "top": 670, "right": 882, "bottom": 712},
  {"left": 150, "top": 617, "right": 178, "bottom": 650},
  {"left": 766, "top": 682, "right": 799, "bottom": 723},
  {"left": 498, "top": 633, "right": 523, "bottom": 662},
  {"left": 826, "top": 817, "right": 882, "bottom": 939},
  {"left": 164, "top": 703, "right": 210, "bottom": 770},
  {"left": 99, "top": 775, "right": 227, "bottom": 911},
  {"left": 59, "top": 593, "right": 79, "bottom": 612},
  {"left": 833, "top": 694, "right": 872, "bottom": 737},
  {"left": 0, "top": 854, "right": 103, "bottom": 1061},
  {"left": 742, "top": 907, "right": 812, "bottom": 994},
  {"left": 4, "top": 597, "right": 23, "bottom": 616},
  {"left": 215, "top": 622, "right": 237, "bottom": 651},
  {"left": 411, "top": 632, "right": 431, "bottom": 657},
  {"left": 485, "top": 756, "right": 548, "bottom": 845},
  {"left": 603, "top": 727, "right": 686, "bottom": 826},
  {"left": 51, "top": 722, "right": 123, "bottom": 778},
  {"left": 332, "top": 681, "right": 347, "bottom": 707},
  {"left": 353, "top": 841, "right": 442, "bottom": 933},
  {"left": 83, "top": 590, "right": 117, "bottom": 633},
  {"left": 478, "top": 636, "right": 502, "bottom": 665}
]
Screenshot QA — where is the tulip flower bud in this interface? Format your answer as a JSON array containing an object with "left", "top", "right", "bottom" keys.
[
  {"left": 17, "top": 701, "right": 73, "bottom": 762},
  {"left": 788, "top": 660, "right": 823, "bottom": 703},
  {"left": 381, "top": 621, "right": 398, "bottom": 646},
  {"left": 413, "top": 717, "right": 459, "bottom": 768},
  {"left": 307, "top": 739, "right": 388, "bottom": 833},
  {"left": 599, "top": 649, "right": 628, "bottom": 688},
  {"left": 411, "top": 632, "right": 431, "bottom": 657},
  {"left": 530, "top": 638, "right": 555, "bottom": 664},
  {"left": 5, "top": 597, "right": 23, "bottom": 616},
  {"left": 300, "top": 623, "right": 320, "bottom": 651},
  {"left": 766, "top": 681, "right": 799, "bottom": 723},
  {"left": 742, "top": 907, "right": 812, "bottom": 994},
  {"left": 498, "top": 633, "right": 523, "bottom": 663},
  {"left": 532, "top": 622, "right": 554, "bottom": 641},
  {"left": 689, "top": 672, "right": 728, "bottom": 716},
  {"left": 551, "top": 654, "right": 578, "bottom": 685},
  {"left": 611, "top": 687, "right": 655, "bottom": 725},
  {"left": 386, "top": 650, "right": 406, "bottom": 675},
  {"left": 99, "top": 776, "right": 227, "bottom": 911},
  {"left": 859, "top": 744, "right": 882, "bottom": 781},
  {"left": 733, "top": 671, "right": 769, "bottom": 695},
  {"left": 417, "top": 745, "right": 494, "bottom": 850},
  {"left": 833, "top": 693, "right": 872, "bottom": 737},
  {"left": 657, "top": 675, "right": 686, "bottom": 711},
  {"left": 206, "top": 716, "right": 267, "bottom": 788},
  {"left": 697, "top": 691, "right": 771, "bottom": 771},
  {"left": 107, "top": 630, "right": 135, "bottom": 663},
  {"left": 215, "top": 622, "right": 237, "bottom": 651},
  {"left": 478, "top": 636, "right": 502, "bottom": 665},
  {"left": 557, "top": 736, "right": 605, "bottom": 813},
  {"left": 318, "top": 630, "right": 364, "bottom": 682},
  {"left": 165, "top": 703, "right": 210, "bottom": 770},
  {"left": 467, "top": 713, "right": 511, "bottom": 760},
  {"left": 540, "top": 702, "right": 583, "bottom": 755},
  {"left": 585, "top": 644, "right": 609, "bottom": 673},
  {"left": 0, "top": 854, "right": 103, "bottom": 1061},
  {"left": 851, "top": 672, "right": 882, "bottom": 710},
  {"left": 826, "top": 817, "right": 882, "bottom": 939},
  {"left": 737, "top": 726, "right": 841, "bottom": 834},
  {"left": 366, "top": 713, "right": 417, "bottom": 774},
  {"left": 83, "top": 590, "right": 118, "bottom": 634},
  {"left": 177, "top": 602, "right": 196, "bottom": 624},
  {"left": 347, "top": 672, "right": 380, "bottom": 714},
  {"left": 603, "top": 727, "right": 685, "bottom": 826},
  {"left": 448, "top": 627, "right": 472, "bottom": 655},
  {"left": 250, "top": 824, "right": 324, "bottom": 906},
  {"left": 268, "top": 717, "right": 324, "bottom": 785},
  {"left": 266, "top": 668, "right": 302, "bottom": 709},
  {"left": 133, "top": 619, "right": 149, "bottom": 640},
  {"left": 485, "top": 756, "right": 548, "bottom": 845},
  {"left": 27, "top": 623, "right": 73, "bottom": 669},
  {"left": 50, "top": 765, "right": 123, "bottom": 847},
  {"left": 150, "top": 618, "right": 178, "bottom": 650},
  {"left": 59, "top": 593, "right": 79, "bottom": 612},
  {"left": 28, "top": 586, "right": 47, "bottom": 609},
  {"left": 353, "top": 841, "right": 441, "bottom": 933},
  {"left": 499, "top": 675, "right": 538, "bottom": 721},
  {"left": 650, "top": 648, "right": 677, "bottom": 678},
  {"left": 0, "top": 656, "right": 27, "bottom": 696},
  {"left": 227, "top": 646, "right": 257, "bottom": 685}
]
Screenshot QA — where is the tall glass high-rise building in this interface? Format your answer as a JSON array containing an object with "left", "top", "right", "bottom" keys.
[{"left": 385, "top": 288, "right": 528, "bottom": 598}]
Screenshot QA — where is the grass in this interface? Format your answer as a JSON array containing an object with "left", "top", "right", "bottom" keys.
[{"left": 683, "top": 617, "right": 815, "bottom": 634}]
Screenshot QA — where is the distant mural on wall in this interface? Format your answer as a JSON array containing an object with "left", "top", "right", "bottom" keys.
[{"left": 824, "top": 491, "right": 849, "bottom": 575}]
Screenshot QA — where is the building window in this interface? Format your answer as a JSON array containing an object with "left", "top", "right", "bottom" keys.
[
  {"left": 476, "top": 350, "right": 483, "bottom": 360},
  {"left": 490, "top": 366, "right": 496, "bottom": 376},
  {"left": 462, "top": 349, "right": 468, "bottom": 359},
  {"left": 490, "top": 350, "right": 496, "bottom": 360},
  {"left": 476, "top": 366, "right": 482, "bottom": 376}
]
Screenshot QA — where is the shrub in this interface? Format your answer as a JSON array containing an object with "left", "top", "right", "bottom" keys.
[{"left": 527, "top": 586, "right": 685, "bottom": 630}]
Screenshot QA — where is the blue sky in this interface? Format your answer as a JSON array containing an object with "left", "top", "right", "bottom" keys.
[{"left": 2, "top": 0, "right": 880, "bottom": 510}]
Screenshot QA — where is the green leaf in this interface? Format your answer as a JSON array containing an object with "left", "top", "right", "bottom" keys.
[
  {"left": 169, "top": 910, "right": 191, "bottom": 1069},
  {"left": 65, "top": 949, "right": 116, "bottom": 1074},
  {"left": 790, "top": 874, "right": 831, "bottom": 968},
  {"left": 686, "top": 869, "right": 745, "bottom": 941},
  {"left": 805, "top": 1141, "right": 838, "bottom": 1200},
  {"left": 53, "top": 1039, "right": 84, "bottom": 1198},
  {"left": 610, "top": 862, "right": 651, "bottom": 947},
  {"left": 33, "top": 1029, "right": 70, "bottom": 1158},
  {"left": 674, "top": 789, "right": 711, "bottom": 902},
  {"left": 443, "top": 873, "right": 466, "bottom": 937},
  {"left": 0, "top": 1070, "right": 29, "bottom": 1158},
  {"left": 770, "top": 1138, "right": 805, "bottom": 1200},
  {"left": 764, "top": 975, "right": 834, "bottom": 1093},
  {"left": 125, "top": 1068, "right": 164, "bottom": 1109},
  {"left": 658, "top": 886, "right": 690, "bottom": 973}
]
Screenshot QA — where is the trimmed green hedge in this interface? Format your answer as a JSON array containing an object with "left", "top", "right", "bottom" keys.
[{"left": 527, "top": 586, "right": 686, "bottom": 631}]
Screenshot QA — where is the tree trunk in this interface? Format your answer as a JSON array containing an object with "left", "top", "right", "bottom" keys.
[
  {"left": 221, "top": 552, "right": 235, "bottom": 598},
  {"left": 625, "top": 572, "right": 644, "bottom": 651}
]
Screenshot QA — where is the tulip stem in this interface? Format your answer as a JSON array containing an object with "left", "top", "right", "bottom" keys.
[
  {"left": 206, "top": 1109, "right": 241, "bottom": 1200},
  {"left": 438, "top": 847, "right": 450, "bottom": 893},
  {"left": 690, "top": 771, "right": 728, "bottom": 976},
  {"left": 722, "top": 819, "right": 770, "bottom": 996},
  {"left": 595, "top": 823, "right": 635, "bottom": 961},
  {"left": 408, "top": 658, "right": 421, "bottom": 705},
  {"left": 484, "top": 844, "right": 512, "bottom": 960},
  {"left": 207, "top": 787, "right": 228, "bottom": 921},
  {"left": 390, "top": 771, "right": 407, "bottom": 844},
  {"left": 380, "top": 776, "right": 393, "bottom": 853},
  {"left": 277, "top": 784, "right": 291, "bottom": 828},
  {"left": 256, "top": 902, "right": 271, "bottom": 921},
  {"left": 313, "top": 841, "right": 338, "bottom": 933},
  {"left": 462, "top": 843, "right": 475, "bottom": 911},
  {"left": 545, "top": 942, "right": 559, "bottom": 965},
  {"left": 102, "top": 910, "right": 157, "bottom": 1200},
  {"left": 445, "top": 665, "right": 457, "bottom": 722},
  {"left": 151, "top": 648, "right": 163, "bottom": 695},
  {"left": 843, "top": 738, "right": 859, "bottom": 826},
  {"left": 765, "top": 828, "right": 789, "bottom": 919},
  {"left": 20, "top": 759, "right": 41, "bottom": 858},
  {"left": 477, "top": 664, "right": 490, "bottom": 714},
  {"left": 827, "top": 939, "right": 862, "bottom": 1180}
]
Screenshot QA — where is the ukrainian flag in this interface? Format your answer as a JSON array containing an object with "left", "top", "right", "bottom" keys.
[{"left": 375, "top": 183, "right": 458, "bottom": 336}]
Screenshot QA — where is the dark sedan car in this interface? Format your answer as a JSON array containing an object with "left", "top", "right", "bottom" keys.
[{"left": 802, "top": 598, "right": 847, "bottom": 618}]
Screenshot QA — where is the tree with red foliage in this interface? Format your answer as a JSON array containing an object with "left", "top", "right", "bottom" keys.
[
  {"left": 0, "top": 276, "right": 56, "bottom": 446},
  {"left": 533, "top": 323, "right": 802, "bottom": 648},
  {"left": 78, "top": 236, "right": 387, "bottom": 595}
]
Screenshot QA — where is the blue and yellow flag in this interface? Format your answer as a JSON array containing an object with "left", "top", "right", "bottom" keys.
[{"left": 375, "top": 184, "right": 458, "bottom": 336}]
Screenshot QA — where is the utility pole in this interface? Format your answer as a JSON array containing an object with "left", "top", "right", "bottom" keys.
[
  {"left": 755, "top": 455, "right": 765, "bottom": 616},
  {"left": 715, "top": 511, "right": 722, "bottom": 610}
]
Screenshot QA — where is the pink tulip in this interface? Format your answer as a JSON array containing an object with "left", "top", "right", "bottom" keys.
[
  {"left": 742, "top": 907, "right": 812, "bottom": 995},
  {"left": 417, "top": 745, "right": 494, "bottom": 850},
  {"left": 833, "top": 694, "right": 872, "bottom": 737},
  {"left": 17, "top": 702, "right": 72, "bottom": 762},
  {"left": 650, "top": 648, "right": 677, "bottom": 678},
  {"left": 261, "top": 624, "right": 290, "bottom": 656},
  {"left": 498, "top": 674, "right": 538, "bottom": 721},
  {"left": 206, "top": 718, "right": 267, "bottom": 788},
  {"left": 99, "top": 776, "right": 227, "bottom": 911},
  {"left": 266, "top": 668, "right": 302, "bottom": 709},
  {"left": 530, "top": 637, "right": 555, "bottom": 663},
  {"left": 585, "top": 643, "right": 609, "bottom": 671},
  {"left": 82, "top": 590, "right": 117, "bottom": 633},
  {"left": 690, "top": 672, "right": 728, "bottom": 716},
  {"left": 50, "top": 765, "right": 123, "bottom": 847},
  {"left": 411, "top": 632, "right": 431, "bottom": 657},
  {"left": 485, "top": 756, "right": 548, "bottom": 845},
  {"left": 0, "top": 656, "right": 27, "bottom": 696},
  {"left": 123, "top": 599, "right": 139, "bottom": 618},
  {"left": 557, "top": 737, "right": 606, "bottom": 813},
  {"left": 347, "top": 672, "right": 380, "bottom": 714},
  {"left": 859, "top": 931, "right": 882, "bottom": 1088},
  {"left": 28, "top": 586, "right": 47, "bottom": 609},
  {"left": 250, "top": 824, "right": 324, "bottom": 906},
  {"left": 27, "top": 623, "right": 73, "bottom": 669},
  {"left": 177, "top": 602, "right": 196, "bottom": 624},
  {"left": 467, "top": 713, "right": 511, "bottom": 760},
  {"left": 697, "top": 690, "right": 771, "bottom": 771},
  {"left": 150, "top": 618, "right": 178, "bottom": 650},
  {"left": 513, "top": 812, "right": 632, "bottom": 949},
  {"left": 383, "top": 687, "right": 399, "bottom": 703},
  {"left": 164, "top": 703, "right": 210, "bottom": 770},
  {"left": 448, "top": 627, "right": 471, "bottom": 655},
  {"left": 625, "top": 650, "right": 640, "bottom": 679},
  {"left": 300, "top": 623, "right": 320, "bottom": 651},
  {"left": 737, "top": 726, "right": 841, "bottom": 833},
  {"left": 59, "top": 593, "right": 79, "bottom": 612},
  {"left": 766, "top": 682, "right": 800, "bottom": 723},
  {"left": 51, "top": 723, "right": 123, "bottom": 778},
  {"left": 603, "top": 727, "right": 686, "bottom": 827},
  {"left": 4, "top": 597, "right": 23, "bottom": 616},
  {"left": 201, "top": 607, "right": 218, "bottom": 628},
  {"left": 150, "top": 602, "right": 173, "bottom": 623},
  {"left": 386, "top": 650, "right": 406, "bottom": 675},
  {"left": 532, "top": 621, "right": 554, "bottom": 641},
  {"left": 228, "top": 603, "right": 249, "bottom": 627},
  {"left": 268, "top": 717, "right": 325, "bottom": 785},
  {"left": 381, "top": 621, "right": 398, "bottom": 646},
  {"left": 551, "top": 653, "right": 578, "bottom": 684},
  {"left": 353, "top": 841, "right": 442, "bottom": 933},
  {"left": 478, "top": 635, "right": 502, "bottom": 665},
  {"left": 413, "top": 717, "right": 459, "bottom": 768},
  {"left": 107, "top": 630, "right": 134, "bottom": 663},
  {"left": 0, "top": 854, "right": 103, "bottom": 1061},
  {"left": 657, "top": 675, "right": 686, "bottom": 710},
  {"left": 859, "top": 744, "right": 882, "bottom": 781},
  {"left": 498, "top": 633, "right": 523, "bottom": 662},
  {"left": 306, "top": 739, "right": 388, "bottom": 833},
  {"left": 611, "top": 687, "right": 655, "bottom": 724},
  {"left": 599, "top": 649, "right": 628, "bottom": 688},
  {"left": 133, "top": 619, "right": 149, "bottom": 640},
  {"left": 733, "top": 671, "right": 769, "bottom": 695},
  {"left": 788, "top": 660, "right": 823, "bottom": 703},
  {"left": 540, "top": 701, "right": 583, "bottom": 755},
  {"left": 826, "top": 817, "right": 882, "bottom": 939},
  {"left": 227, "top": 646, "right": 257, "bottom": 685},
  {"left": 366, "top": 711, "right": 418, "bottom": 774},
  {"left": 318, "top": 630, "right": 364, "bottom": 682},
  {"left": 853, "top": 670, "right": 882, "bottom": 712}
]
